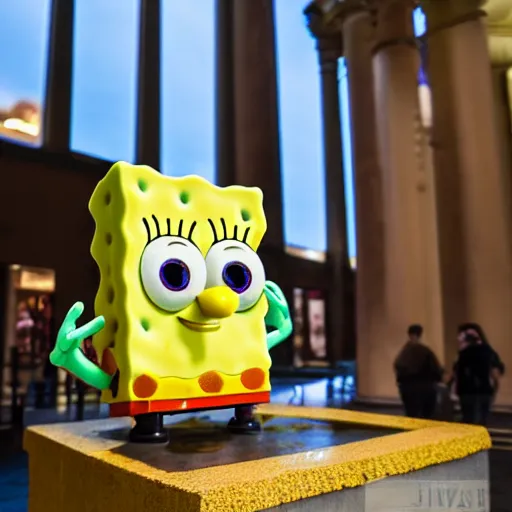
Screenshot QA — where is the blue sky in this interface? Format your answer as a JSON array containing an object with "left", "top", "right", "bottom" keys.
[
  {"left": 0, "top": 0, "right": 425, "bottom": 256},
  {"left": 0, "top": 0, "right": 51, "bottom": 106},
  {"left": 274, "top": 1, "right": 326, "bottom": 253}
]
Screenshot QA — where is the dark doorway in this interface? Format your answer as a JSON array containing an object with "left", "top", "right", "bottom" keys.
[
  {"left": 1, "top": 265, "right": 56, "bottom": 410},
  {"left": 292, "top": 288, "right": 328, "bottom": 368}
]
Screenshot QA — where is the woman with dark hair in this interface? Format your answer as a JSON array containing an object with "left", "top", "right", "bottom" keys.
[
  {"left": 461, "top": 323, "right": 505, "bottom": 376},
  {"left": 451, "top": 324, "right": 504, "bottom": 425}
]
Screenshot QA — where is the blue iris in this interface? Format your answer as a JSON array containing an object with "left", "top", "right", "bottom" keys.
[
  {"left": 159, "top": 258, "right": 190, "bottom": 291},
  {"left": 222, "top": 261, "right": 252, "bottom": 293}
]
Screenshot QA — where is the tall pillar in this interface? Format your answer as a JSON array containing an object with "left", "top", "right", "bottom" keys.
[
  {"left": 232, "top": 0, "right": 284, "bottom": 248},
  {"left": 43, "top": 0, "right": 74, "bottom": 151},
  {"left": 340, "top": 6, "right": 387, "bottom": 395},
  {"left": 308, "top": 17, "right": 351, "bottom": 365},
  {"left": 215, "top": 0, "right": 236, "bottom": 187},
  {"left": 135, "top": 0, "right": 161, "bottom": 169},
  {"left": 423, "top": 0, "right": 512, "bottom": 404},
  {"left": 491, "top": 65, "right": 512, "bottom": 235},
  {"left": 370, "top": 0, "right": 444, "bottom": 397}
]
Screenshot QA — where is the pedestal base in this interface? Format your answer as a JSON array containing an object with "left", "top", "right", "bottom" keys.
[{"left": 24, "top": 405, "right": 491, "bottom": 511}]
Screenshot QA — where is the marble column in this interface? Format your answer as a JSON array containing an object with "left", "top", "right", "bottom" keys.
[
  {"left": 370, "top": 0, "right": 444, "bottom": 398},
  {"left": 340, "top": 6, "right": 387, "bottom": 396},
  {"left": 135, "top": 0, "right": 161, "bottom": 169},
  {"left": 316, "top": 31, "right": 351, "bottom": 364},
  {"left": 423, "top": 0, "right": 512, "bottom": 404},
  {"left": 215, "top": 0, "right": 236, "bottom": 187},
  {"left": 43, "top": 0, "right": 74, "bottom": 150},
  {"left": 232, "top": 0, "right": 284, "bottom": 248},
  {"left": 491, "top": 65, "right": 512, "bottom": 240}
]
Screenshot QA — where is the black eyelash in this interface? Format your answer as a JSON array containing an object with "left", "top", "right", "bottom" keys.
[
  {"left": 142, "top": 218, "right": 151, "bottom": 243},
  {"left": 208, "top": 218, "right": 219, "bottom": 243},
  {"left": 142, "top": 215, "right": 197, "bottom": 245},
  {"left": 208, "top": 217, "right": 251, "bottom": 246},
  {"left": 143, "top": 217, "right": 251, "bottom": 246},
  {"left": 188, "top": 221, "right": 197, "bottom": 239},
  {"left": 152, "top": 215, "right": 160, "bottom": 237},
  {"left": 221, "top": 218, "right": 228, "bottom": 239}
]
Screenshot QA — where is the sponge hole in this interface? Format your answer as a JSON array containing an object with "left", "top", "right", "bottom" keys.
[
  {"left": 241, "top": 209, "right": 251, "bottom": 221},
  {"left": 179, "top": 191, "right": 190, "bottom": 204},
  {"left": 105, "top": 233, "right": 113, "bottom": 245},
  {"left": 141, "top": 318, "right": 150, "bottom": 332},
  {"left": 138, "top": 179, "right": 148, "bottom": 192},
  {"left": 105, "top": 192, "right": 111, "bottom": 205},
  {"left": 111, "top": 319, "right": 119, "bottom": 334},
  {"left": 107, "top": 287, "right": 115, "bottom": 304}
]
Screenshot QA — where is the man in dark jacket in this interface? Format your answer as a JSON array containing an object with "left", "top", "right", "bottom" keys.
[{"left": 394, "top": 324, "right": 443, "bottom": 419}]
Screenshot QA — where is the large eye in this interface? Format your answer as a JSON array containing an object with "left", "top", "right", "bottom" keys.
[
  {"left": 140, "top": 236, "right": 206, "bottom": 312},
  {"left": 205, "top": 240, "right": 265, "bottom": 312}
]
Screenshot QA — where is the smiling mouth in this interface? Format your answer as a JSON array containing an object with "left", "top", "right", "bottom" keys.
[{"left": 178, "top": 317, "right": 221, "bottom": 333}]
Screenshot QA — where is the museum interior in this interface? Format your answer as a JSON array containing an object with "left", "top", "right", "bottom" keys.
[{"left": 0, "top": 0, "right": 512, "bottom": 510}]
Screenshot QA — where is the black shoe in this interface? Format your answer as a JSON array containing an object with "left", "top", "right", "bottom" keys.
[
  {"left": 227, "top": 405, "right": 261, "bottom": 434},
  {"left": 129, "top": 413, "right": 169, "bottom": 443}
]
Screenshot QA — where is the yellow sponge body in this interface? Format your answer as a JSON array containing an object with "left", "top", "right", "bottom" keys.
[{"left": 88, "top": 162, "right": 271, "bottom": 405}]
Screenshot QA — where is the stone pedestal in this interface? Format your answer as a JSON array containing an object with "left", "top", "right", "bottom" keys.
[{"left": 24, "top": 405, "right": 490, "bottom": 511}]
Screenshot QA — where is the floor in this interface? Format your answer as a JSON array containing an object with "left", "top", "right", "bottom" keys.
[{"left": 1, "top": 377, "right": 511, "bottom": 512}]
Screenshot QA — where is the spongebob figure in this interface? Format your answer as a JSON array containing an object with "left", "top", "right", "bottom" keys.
[{"left": 50, "top": 162, "right": 292, "bottom": 443}]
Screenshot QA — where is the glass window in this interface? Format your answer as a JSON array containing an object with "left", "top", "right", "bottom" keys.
[
  {"left": 0, "top": 0, "right": 51, "bottom": 146},
  {"left": 339, "top": 58, "right": 357, "bottom": 269},
  {"left": 71, "top": 0, "right": 139, "bottom": 162},
  {"left": 160, "top": 0, "right": 215, "bottom": 182},
  {"left": 413, "top": 7, "right": 427, "bottom": 37},
  {"left": 414, "top": 8, "right": 432, "bottom": 129},
  {"left": 414, "top": 6, "right": 427, "bottom": 85},
  {"left": 275, "top": 1, "right": 326, "bottom": 253}
]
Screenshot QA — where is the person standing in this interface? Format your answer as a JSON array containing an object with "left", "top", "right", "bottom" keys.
[
  {"left": 453, "top": 327, "right": 502, "bottom": 425},
  {"left": 461, "top": 323, "right": 505, "bottom": 400},
  {"left": 394, "top": 324, "right": 444, "bottom": 419}
]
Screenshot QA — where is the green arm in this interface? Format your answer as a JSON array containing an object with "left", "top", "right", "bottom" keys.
[
  {"left": 49, "top": 302, "right": 112, "bottom": 390},
  {"left": 264, "top": 281, "right": 293, "bottom": 351}
]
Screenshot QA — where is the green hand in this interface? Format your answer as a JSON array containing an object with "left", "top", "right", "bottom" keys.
[
  {"left": 264, "top": 281, "right": 293, "bottom": 351},
  {"left": 50, "top": 302, "right": 112, "bottom": 390}
]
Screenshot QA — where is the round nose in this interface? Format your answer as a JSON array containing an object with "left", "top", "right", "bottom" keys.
[{"left": 197, "top": 286, "right": 239, "bottom": 318}]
